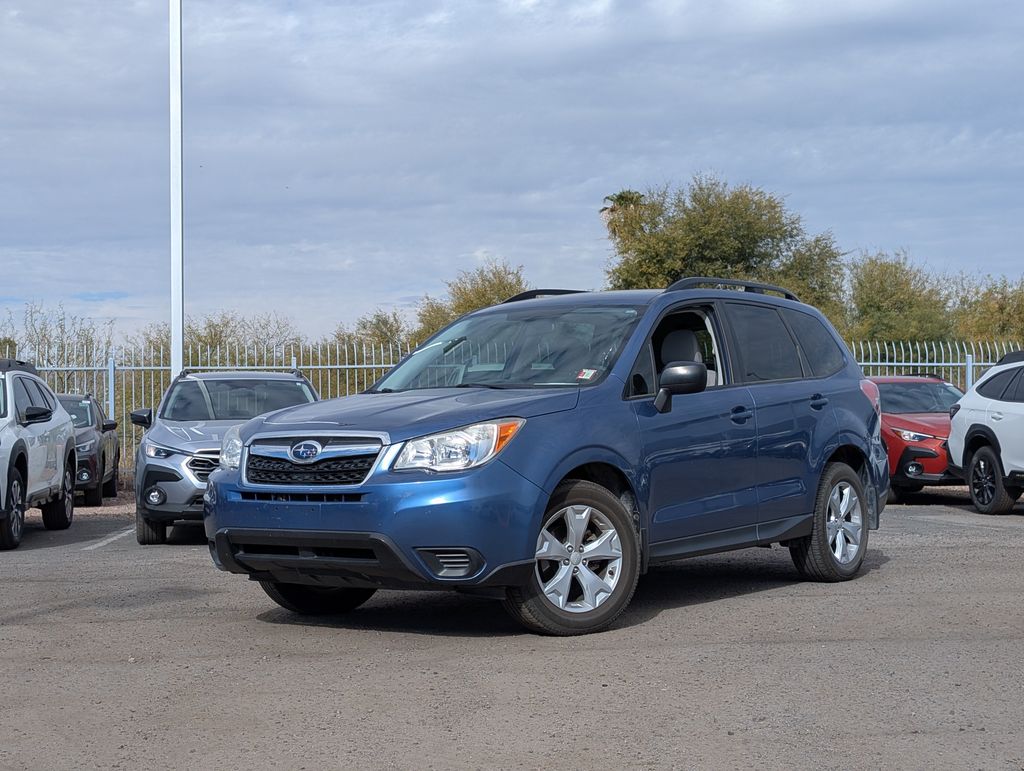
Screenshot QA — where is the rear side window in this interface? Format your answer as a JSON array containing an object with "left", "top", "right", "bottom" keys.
[
  {"left": 727, "top": 303, "right": 803, "bottom": 382},
  {"left": 1003, "top": 369, "right": 1024, "bottom": 403},
  {"left": 977, "top": 368, "right": 1018, "bottom": 400},
  {"left": 782, "top": 309, "right": 846, "bottom": 378}
]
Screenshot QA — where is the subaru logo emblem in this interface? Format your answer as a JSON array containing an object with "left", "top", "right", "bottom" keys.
[{"left": 289, "top": 440, "right": 322, "bottom": 464}]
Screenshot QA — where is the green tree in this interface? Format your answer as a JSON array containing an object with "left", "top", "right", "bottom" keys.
[
  {"left": 951, "top": 275, "right": 1024, "bottom": 340},
  {"left": 329, "top": 309, "right": 412, "bottom": 347},
  {"left": 413, "top": 258, "right": 530, "bottom": 340},
  {"left": 603, "top": 175, "right": 819, "bottom": 289},
  {"left": 847, "top": 251, "right": 952, "bottom": 340}
]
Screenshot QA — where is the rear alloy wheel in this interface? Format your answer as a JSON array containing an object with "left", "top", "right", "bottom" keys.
[
  {"left": 790, "top": 463, "right": 869, "bottom": 582},
  {"left": 260, "top": 582, "right": 377, "bottom": 615},
  {"left": 41, "top": 466, "right": 75, "bottom": 530},
  {"left": 968, "top": 446, "right": 1020, "bottom": 515},
  {"left": 1, "top": 470, "right": 26, "bottom": 550},
  {"left": 84, "top": 461, "right": 104, "bottom": 506},
  {"left": 503, "top": 480, "right": 640, "bottom": 636}
]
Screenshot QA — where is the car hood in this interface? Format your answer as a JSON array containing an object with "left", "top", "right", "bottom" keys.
[
  {"left": 149, "top": 419, "right": 248, "bottom": 452},
  {"left": 247, "top": 387, "right": 581, "bottom": 444},
  {"left": 883, "top": 412, "right": 951, "bottom": 438}
]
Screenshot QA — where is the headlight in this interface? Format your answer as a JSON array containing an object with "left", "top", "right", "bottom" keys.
[
  {"left": 898, "top": 430, "right": 934, "bottom": 443},
  {"left": 220, "top": 426, "right": 243, "bottom": 470},
  {"left": 394, "top": 419, "right": 524, "bottom": 472},
  {"left": 76, "top": 439, "right": 96, "bottom": 453},
  {"left": 143, "top": 441, "right": 176, "bottom": 459}
]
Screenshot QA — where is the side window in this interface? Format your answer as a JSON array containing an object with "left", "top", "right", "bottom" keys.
[
  {"left": 1003, "top": 369, "right": 1024, "bottom": 403},
  {"left": 30, "top": 380, "right": 56, "bottom": 410},
  {"left": 782, "top": 309, "right": 846, "bottom": 378},
  {"left": 727, "top": 303, "right": 803, "bottom": 382},
  {"left": 977, "top": 368, "right": 1018, "bottom": 400},
  {"left": 626, "top": 344, "right": 656, "bottom": 398},
  {"left": 94, "top": 399, "right": 107, "bottom": 426},
  {"left": 650, "top": 307, "right": 724, "bottom": 389},
  {"left": 13, "top": 378, "right": 34, "bottom": 420}
]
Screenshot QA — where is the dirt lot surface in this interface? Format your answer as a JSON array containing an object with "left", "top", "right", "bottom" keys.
[{"left": 2, "top": 487, "right": 1023, "bottom": 770}]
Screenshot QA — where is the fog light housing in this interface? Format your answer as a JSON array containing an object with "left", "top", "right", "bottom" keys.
[
  {"left": 77, "top": 469, "right": 92, "bottom": 482},
  {"left": 145, "top": 487, "right": 167, "bottom": 506},
  {"left": 906, "top": 462, "right": 923, "bottom": 477}
]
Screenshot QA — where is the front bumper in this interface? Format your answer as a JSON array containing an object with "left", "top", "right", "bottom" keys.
[
  {"left": 204, "top": 458, "right": 548, "bottom": 590},
  {"left": 134, "top": 455, "right": 211, "bottom": 522},
  {"left": 75, "top": 453, "right": 100, "bottom": 490},
  {"left": 892, "top": 445, "right": 958, "bottom": 487}
]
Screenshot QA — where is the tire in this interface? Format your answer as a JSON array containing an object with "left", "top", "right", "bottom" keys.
[
  {"left": 260, "top": 581, "right": 377, "bottom": 615},
  {"left": 790, "top": 462, "right": 869, "bottom": 582},
  {"left": 84, "top": 461, "right": 103, "bottom": 507},
  {"left": 886, "top": 483, "right": 923, "bottom": 505},
  {"left": 136, "top": 511, "right": 167, "bottom": 545},
  {"left": 967, "top": 446, "right": 1018, "bottom": 515},
  {"left": 103, "top": 456, "right": 119, "bottom": 497},
  {"left": 502, "top": 480, "right": 640, "bottom": 636},
  {"left": 41, "top": 465, "right": 75, "bottom": 531},
  {"left": 0, "top": 469, "right": 26, "bottom": 550}
]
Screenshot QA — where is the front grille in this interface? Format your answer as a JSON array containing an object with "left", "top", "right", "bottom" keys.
[
  {"left": 187, "top": 452, "right": 220, "bottom": 482},
  {"left": 245, "top": 453, "right": 378, "bottom": 486}
]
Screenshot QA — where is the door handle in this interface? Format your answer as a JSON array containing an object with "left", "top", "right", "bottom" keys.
[
  {"left": 730, "top": 406, "right": 753, "bottom": 424},
  {"left": 809, "top": 394, "right": 829, "bottom": 410},
  {"left": 991, "top": 412, "right": 1003, "bottom": 421}
]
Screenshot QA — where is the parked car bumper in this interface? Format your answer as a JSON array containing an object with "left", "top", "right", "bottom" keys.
[
  {"left": 134, "top": 455, "right": 209, "bottom": 522},
  {"left": 891, "top": 442, "right": 958, "bottom": 487},
  {"left": 74, "top": 452, "right": 101, "bottom": 491},
  {"left": 203, "top": 459, "right": 547, "bottom": 591}
]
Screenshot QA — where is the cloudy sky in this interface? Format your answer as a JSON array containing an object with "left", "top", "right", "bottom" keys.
[{"left": 1, "top": 0, "right": 1022, "bottom": 337}]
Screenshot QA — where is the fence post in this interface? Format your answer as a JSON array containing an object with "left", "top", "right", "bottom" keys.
[
  {"left": 107, "top": 356, "right": 116, "bottom": 418},
  {"left": 965, "top": 353, "right": 974, "bottom": 390}
]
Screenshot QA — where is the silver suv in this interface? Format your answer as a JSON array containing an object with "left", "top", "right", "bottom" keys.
[
  {"left": 130, "top": 371, "right": 317, "bottom": 544},
  {"left": 1, "top": 359, "right": 77, "bottom": 549}
]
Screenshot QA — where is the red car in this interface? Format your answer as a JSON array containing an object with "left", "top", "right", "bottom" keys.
[{"left": 871, "top": 375, "right": 964, "bottom": 502}]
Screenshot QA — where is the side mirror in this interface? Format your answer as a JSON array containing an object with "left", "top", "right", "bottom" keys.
[
  {"left": 130, "top": 409, "right": 152, "bottom": 428},
  {"left": 102, "top": 419, "right": 118, "bottom": 432},
  {"left": 654, "top": 361, "right": 707, "bottom": 413},
  {"left": 23, "top": 405, "right": 53, "bottom": 425}
]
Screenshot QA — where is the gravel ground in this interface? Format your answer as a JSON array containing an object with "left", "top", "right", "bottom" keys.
[{"left": 1, "top": 486, "right": 1023, "bottom": 770}]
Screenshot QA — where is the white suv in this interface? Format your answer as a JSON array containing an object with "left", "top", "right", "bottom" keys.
[
  {"left": 1, "top": 359, "right": 77, "bottom": 548},
  {"left": 948, "top": 352, "right": 1024, "bottom": 514}
]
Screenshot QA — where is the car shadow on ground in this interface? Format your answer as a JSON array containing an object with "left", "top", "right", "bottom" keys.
[
  {"left": 15, "top": 515, "right": 131, "bottom": 551},
  {"left": 888, "top": 485, "right": 1024, "bottom": 515},
  {"left": 255, "top": 547, "right": 891, "bottom": 638}
]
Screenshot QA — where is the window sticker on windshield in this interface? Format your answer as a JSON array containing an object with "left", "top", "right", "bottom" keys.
[{"left": 576, "top": 369, "right": 598, "bottom": 381}]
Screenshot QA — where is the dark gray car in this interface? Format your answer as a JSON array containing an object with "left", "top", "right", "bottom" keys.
[
  {"left": 57, "top": 394, "right": 120, "bottom": 506},
  {"left": 130, "top": 371, "right": 317, "bottom": 544}
]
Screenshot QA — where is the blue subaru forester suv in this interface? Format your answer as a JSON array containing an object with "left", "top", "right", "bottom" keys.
[{"left": 205, "top": 278, "right": 888, "bottom": 635}]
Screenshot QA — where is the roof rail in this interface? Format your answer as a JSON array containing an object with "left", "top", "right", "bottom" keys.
[
  {"left": 0, "top": 358, "right": 40, "bottom": 376},
  {"left": 665, "top": 277, "right": 800, "bottom": 302},
  {"left": 997, "top": 350, "right": 1024, "bottom": 365},
  {"left": 502, "top": 289, "right": 585, "bottom": 304}
]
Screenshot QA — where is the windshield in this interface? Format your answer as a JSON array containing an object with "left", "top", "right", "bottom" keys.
[
  {"left": 877, "top": 381, "right": 963, "bottom": 414},
  {"left": 374, "top": 305, "right": 643, "bottom": 392},
  {"left": 58, "top": 396, "right": 94, "bottom": 428},
  {"left": 160, "top": 379, "right": 315, "bottom": 421}
]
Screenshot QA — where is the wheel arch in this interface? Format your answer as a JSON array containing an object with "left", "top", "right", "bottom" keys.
[
  {"left": 962, "top": 425, "right": 1000, "bottom": 468},
  {"left": 822, "top": 441, "right": 881, "bottom": 530}
]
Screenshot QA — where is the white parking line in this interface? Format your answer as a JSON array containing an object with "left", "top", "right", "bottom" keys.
[{"left": 81, "top": 527, "right": 135, "bottom": 551}]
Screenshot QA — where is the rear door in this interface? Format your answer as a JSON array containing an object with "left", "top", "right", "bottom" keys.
[
  {"left": 991, "top": 367, "right": 1024, "bottom": 473},
  {"left": 724, "top": 302, "right": 831, "bottom": 526}
]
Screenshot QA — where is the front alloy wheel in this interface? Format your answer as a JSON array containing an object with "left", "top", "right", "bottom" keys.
[{"left": 503, "top": 480, "right": 639, "bottom": 635}]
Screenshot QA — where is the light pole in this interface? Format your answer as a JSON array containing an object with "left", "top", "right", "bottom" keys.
[{"left": 169, "top": 0, "right": 184, "bottom": 376}]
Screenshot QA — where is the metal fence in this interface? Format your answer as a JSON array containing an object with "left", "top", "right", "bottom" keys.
[{"left": 3, "top": 339, "right": 1021, "bottom": 470}]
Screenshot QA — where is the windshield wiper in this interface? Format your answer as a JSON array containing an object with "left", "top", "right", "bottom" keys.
[{"left": 453, "top": 383, "right": 523, "bottom": 390}]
